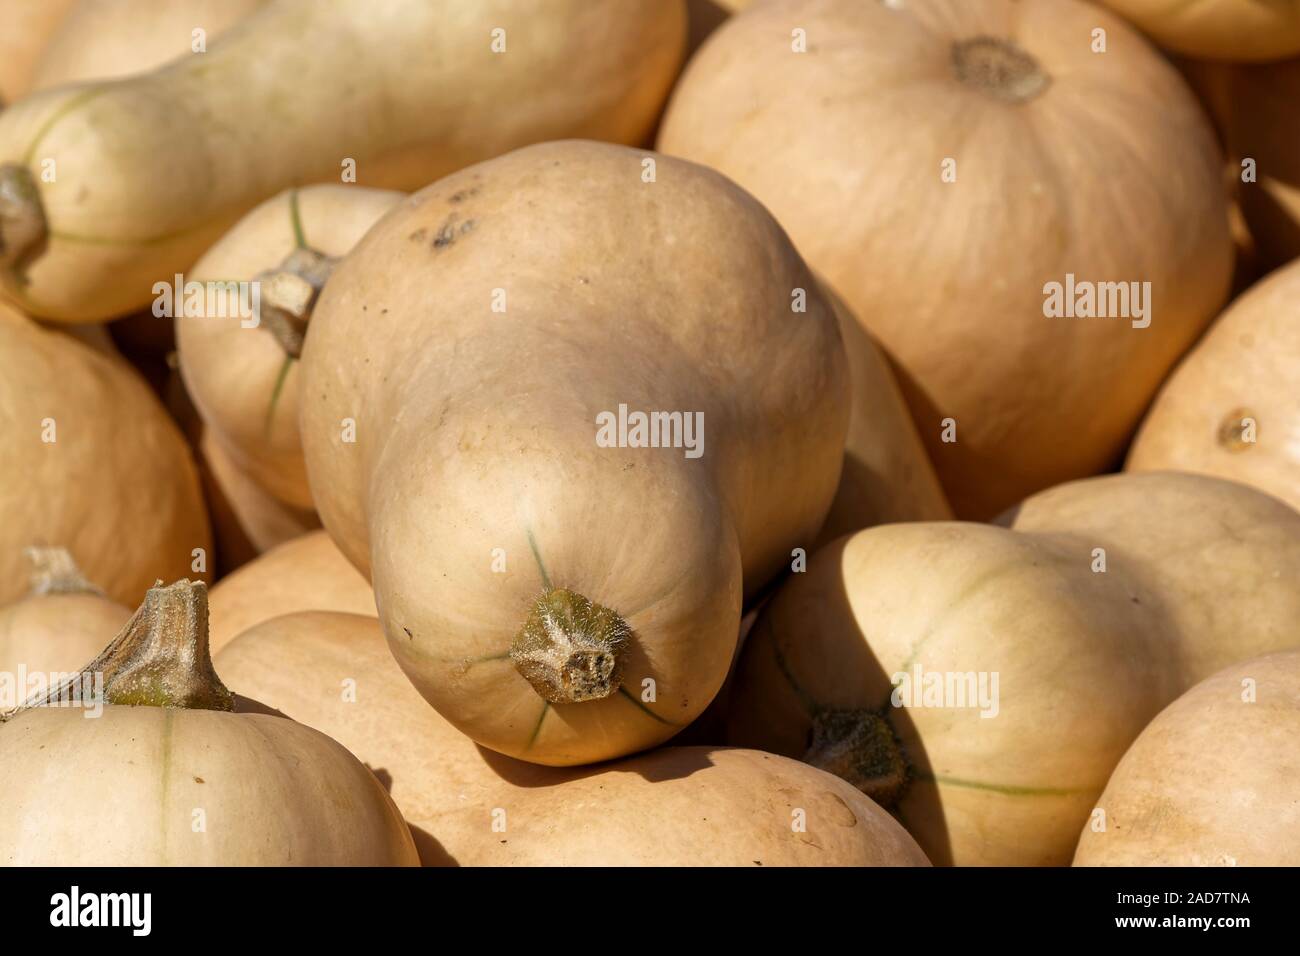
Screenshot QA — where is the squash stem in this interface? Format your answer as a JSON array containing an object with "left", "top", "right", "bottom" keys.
[
  {"left": 0, "top": 164, "right": 46, "bottom": 271},
  {"left": 9, "top": 579, "right": 234, "bottom": 717},
  {"left": 803, "top": 709, "right": 910, "bottom": 809},
  {"left": 25, "top": 546, "right": 99, "bottom": 596},
  {"left": 256, "top": 246, "right": 335, "bottom": 358},
  {"left": 951, "top": 37, "right": 1050, "bottom": 103},
  {"left": 510, "top": 588, "right": 630, "bottom": 704}
]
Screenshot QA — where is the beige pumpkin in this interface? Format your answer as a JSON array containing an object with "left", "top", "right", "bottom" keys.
[
  {"left": 0, "top": 0, "right": 687, "bottom": 321},
  {"left": 178, "top": 185, "right": 403, "bottom": 510},
  {"left": 217, "top": 610, "right": 929, "bottom": 866},
  {"left": 0, "top": 579, "right": 417, "bottom": 865},
  {"left": 207, "top": 530, "right": 373, "bottom": 653},
  {"left": 300, "top": 140, "right": 851, "bottom": 766},
  {"left": 1099, "top": 0, "right": 1300, "bottom": 62},
  {"left": 726, "top": 472, "right": 1300, "bottom": 866},
  {"left": 0, "top": 0, "right": 76, "bottom": 103},
  {"left": 0, "top": 548, "right": 131, "bottom": 683},
  {"left": 1075, "top": 650, "right": 1300, "bottom": 866},
  {"left": 30, "top": 0, "right": 267, "bottom": 92},
  {"left": 658, "top": 0, "right": 1232, "bottom": 518},
  {"left": 0, "top": 303, "right": 211, "bottom": 607},
  {"left": 1127, "top": 260, "right": 1300, "bottom": 512},
  {"left": 199, "top": 429, "right": 320, "bottom": 570}
]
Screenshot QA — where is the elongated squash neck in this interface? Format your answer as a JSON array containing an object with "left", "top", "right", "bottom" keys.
[
  {"left": 25, "top": 546, "right": 98, "bottom": 596},
  {"left": 511, "top": 588, "right": 631, "bottom": 704},
  {"left": 257, "top": 247, "right": 335, "bottom": 358},
  {"left": 5, "top": 579, "right": 234, "bottom": 718},
  {"left": 0, "top": 164, "right": 46, "bottom": 271},
  {"left": 804, "top": 709, "right": 910, "bottom": 808},
  {"left": 951, "top": 36, "right": 1050, "bottom": 103}
]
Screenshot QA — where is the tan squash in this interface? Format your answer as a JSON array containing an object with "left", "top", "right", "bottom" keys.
[
  {"left": 0, "top": 303, "right": 211, "bottom": 607},
  {"left": 0, "top": 0, "right": 76, "bottom": 104},
  {"left": 207, "top": 530, "right": 373, "bottom": 653},
  {"left": 178, "top": 185, "right": 403, "bottom": 510},
  {"left": 216, "top": 610, "right": 929, "bottom": 866},
  {"left": 30, "top": 0, "right": 268, "bottom": 92},
  {"left": 1127, "top": 260, "right": 1300, "bottom": 512},
  {"left": 726, "top": 472, "right": 1300, "bottom": 866},
  {"left": 0, "top": 547, "right": 131, "bottom": 682},
  {"left": 1177, "top": 55, "right": 1300, "bottom": 273},
  {"left": 199, "top": 429, "right": 320, "bottom": 570},
  {"left": 1076, "top": 650, "right": 1300, "bottom": 866},
  {"left": 0, "top": 580, "right": 417, "bottom": 865},
  {"left": 300, "top": 140, "right": 850, "bottom": 766},
  {"left": 0, "top": 0, "right": 687, "bottom": 321},
  {"left": 1099, "top": 0, "right": 1300, "bottom": 62},
  {"left": 658, "top": 0, "right": 1232, "bottom": 518}
]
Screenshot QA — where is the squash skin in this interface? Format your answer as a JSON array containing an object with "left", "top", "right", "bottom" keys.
[
  {"left": 300, "top": 140, "right": 850, "bottom": 765},
  {"left": 1127, "top": 265, "right": 1300, "bottom": 518},
  {"left": 0, "top": 304, "right": 212, "bottom": 607},
  {"left": 658, "top": 0, "right": 1233, "bottom": 518},
  {"left": 727, "top": 473, "right": 1300, "bottom": 866},
  {"left": 216, "top": 611, "right": 929, "bottom": 866},
  {"left": 0, "top": 704, "right": 418, "bottom": 865},
  {"left": 1099, "top": 0, "right": 1300, "bottom": 62},
  {"left": 207, "top": 530, "right": 373, "bottom": 653},
  {"left": 29, "top": 0, "right": 267, "bottom": 92},
  {"left": 0, "top": 0, "right": 76, "bottom": 103},
  {"left": 178, "top": 185, "right": 403, "bottom": 510},
  {"left": 0, "top": 0, "right": 688, "bottom": 321},
  {"left": 1074, "top": 650, "right": 1300, "bottom": 867},
  {"left": 0, "top": 592, "right": 131, "bottom": 678}
]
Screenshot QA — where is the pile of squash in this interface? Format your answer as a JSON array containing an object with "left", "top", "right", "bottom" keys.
[{"left": 0, "top": 0, "right": 1295, "bottom": 868}]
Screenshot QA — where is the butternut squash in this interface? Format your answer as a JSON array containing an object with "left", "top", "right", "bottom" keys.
[
  {"left": 726, "top": 472, "right": 1300, "bottom": 865},
  {"left": 30, "top": 0, "right": 267, "bottom": 92},
  {"left": 216, "top": 611, "right": 929, "bottom": 866},
  {"left": 0, "top": 547, "right": 130, "bottom": 680},
  {"left": 207, "top": 530, "right": 373, "bottom": 653},
  {"left": 1074, "top": 650, "right": 1300, "bottom": 866},
  {"left": 1128, "top": 260, "right": 1300, "bottom": 512},
  {"left": 0, "top": 580, "right": 417, "bottom": 865},
  {"left": 0, "top": 302, "right": 211, "bottom": 607},
  {"left": 0, "top": 0, "right": 76, "bottom": 104},
  {"left": 658, "top": 0, "right": 1233, "bottom": 517},
  {"left": 1099, "top": 0, "right": 1300, "bottom": 62},
  {"left": 300, "top": 139, "right": 850, "bottom": 765},
  {"left": 178, "top": 185, "right": 403, "bottom": 510},
  {"left": 0, "top": 0, "right": 687, "bottom": 321}
]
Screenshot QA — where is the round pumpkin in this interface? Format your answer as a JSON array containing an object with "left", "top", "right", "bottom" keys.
[
  {"left": 1127, "top": 261, "right": 1300, "bottom": 512},
  {"left": 178, "top": 185, "right": 403, "bottom": 510},
  {"left": 0, "top": 303, "right": 211, "bottom": 607},
  {"left": 658, "top": 0, "right": 1232, "bottom": 518},
  {"left": 300, "top": 140, "right": 851, "bottom": 766},
  {"left": 726, "top": 472, "right": 1300, "bottom": 866},
  {"left": 207, "top": 530, "right": 374, "bottom": 653},
  {"left": 216, "top": 610, "right": 929, "bottom": 866},
  {"left": 0, "top": 579, "right": 417, "bottom": 865},
  {"left": 0, "top": 547, "right": 130, "bottom": 680},
  {"left": 1099, "top": 0, "right": 1300, "bottom": 62},
  {"left": 1075, "top": 650, "right": 1300, "bottom": 866}
]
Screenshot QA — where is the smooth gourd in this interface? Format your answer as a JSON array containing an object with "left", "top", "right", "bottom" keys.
[
  {"left": 0, "top": 303, "right": 211, "bottom": 607},
  {"left": 300, "top": 139, "right": 851, "bottom": 765},
  {"left": 216, "top": 611, "right": 930, "bottom": 866},
  {"left": 29, "top": 0, "right": 267, "bottom": 92},
  {"left": 207, "top": 530, "right": 374, "bottom": 653},
  {"left": 0, "top": 0, "right": 75, "bottom": 103},
  {"left": 658, "top": 0, "right": 1232, "bottom": 517},
  {"left": 726, "top": 472, "right": 1300, "bottom": 866},
  {"left": 178, "top": 185, "right": 403, "bottom": 509},
  {"left": 0, "top": 548, "right": 130, "bottom": 680},
  {"left": 0, "top": 580, "right": 417, "bottom": 865},
  {"left": 1075, "top": 650, "right": 1300, "bottom": 866},
  {"left": 1127, "top": 260, "right": 1300, "bottom": 512},
  {"left": 1099, "top": 0, "right": 1300, "bottom": 62},
  {"left": 0, "top": 0, "right": 687, "bottom": 321}
]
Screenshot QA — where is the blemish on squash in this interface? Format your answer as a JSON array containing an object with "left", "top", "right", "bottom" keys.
[
  {"left": 408, "top": 228, "right": 428, "bottom": 243},
  {"left": 194, "top": 776, "right": 204, "bottom": 784},
  {"left": 1217, "top": 407, "right": 1256, "bottom": 452},
  {"left": 448, "top": 186, "right": 479, "bottom": 203},
  {"left": 432, "top": 214, "right": 475, "bottom": 250},
  {"left": 403, "top": 626, "right": 413, "bottom": 639}
]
